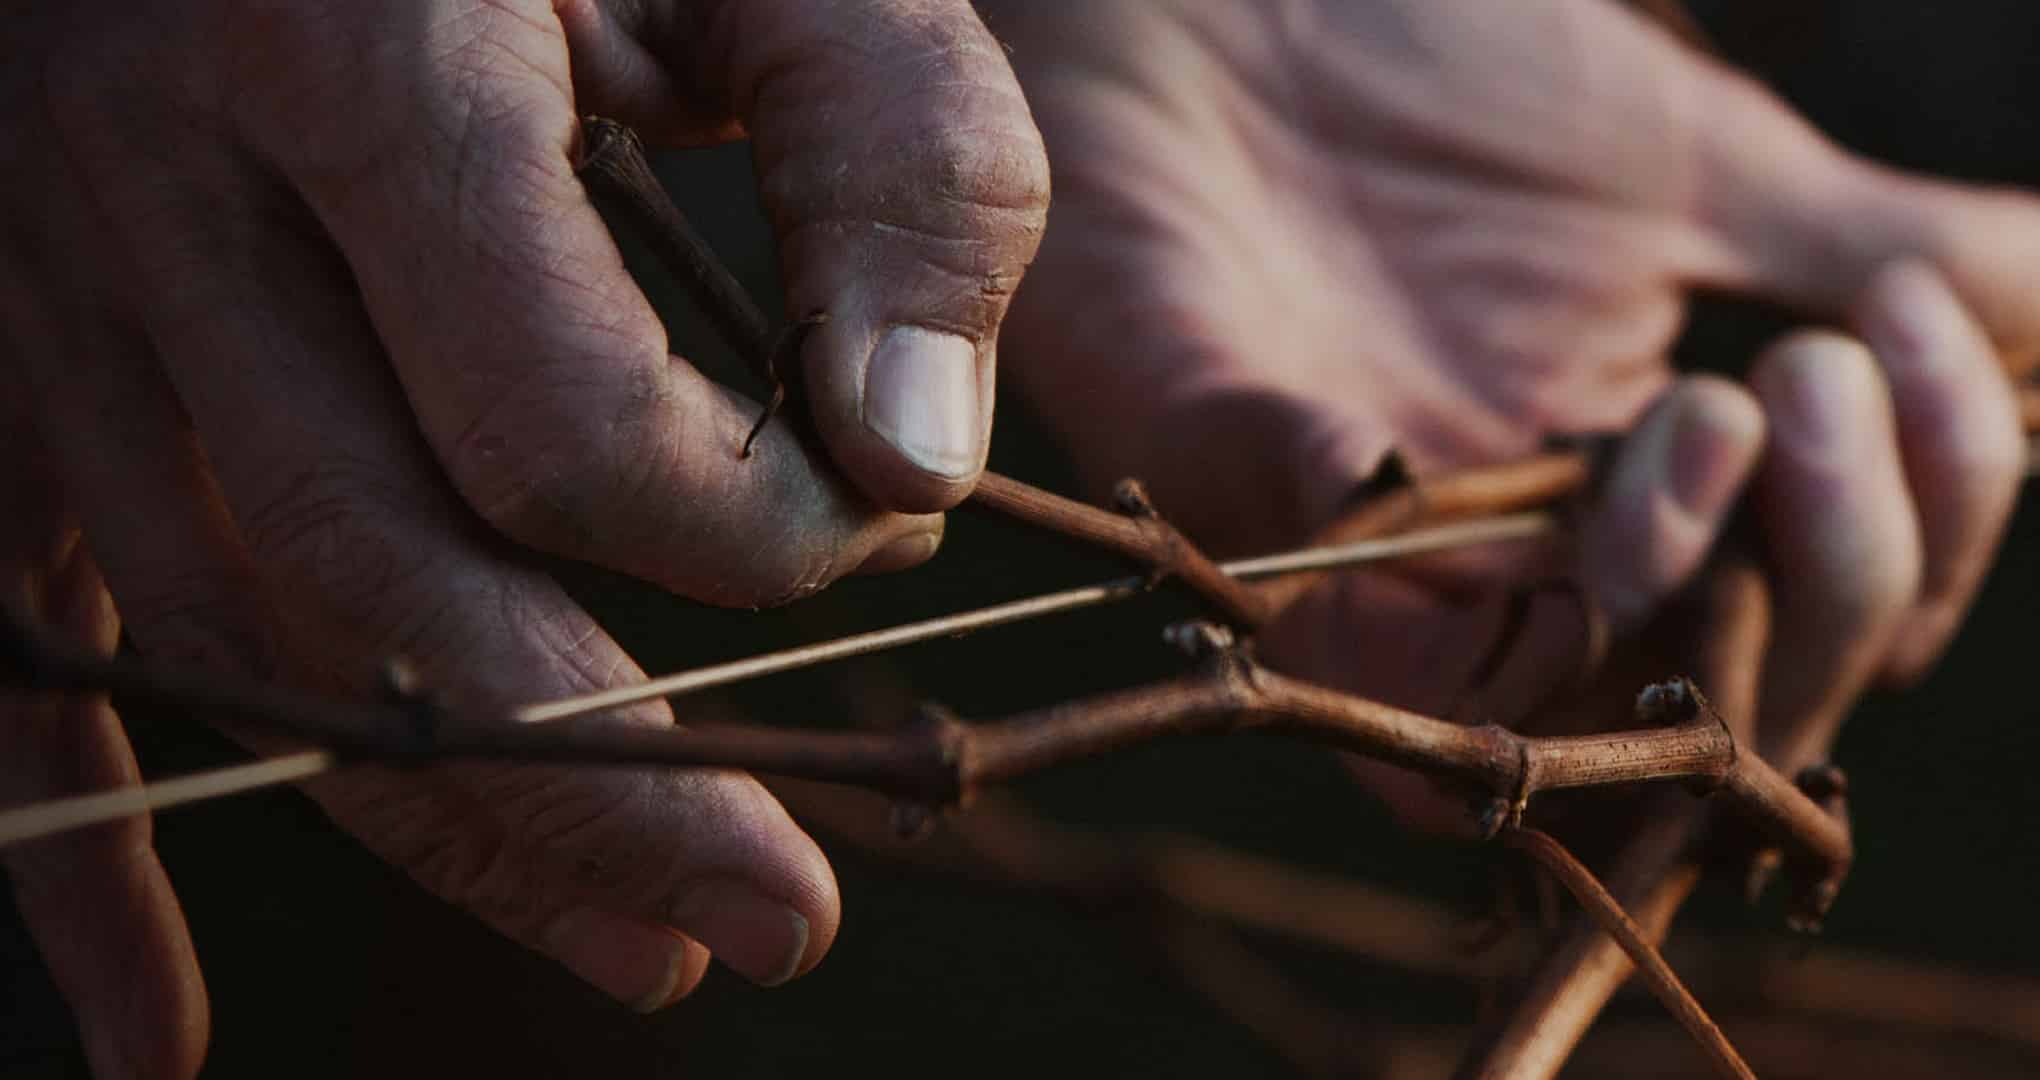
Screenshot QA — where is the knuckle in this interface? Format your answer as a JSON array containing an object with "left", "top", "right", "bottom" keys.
[
  {"left": 354, "top": 763, "right": 640, "bottom": 932},
  {"left": 451, "top": 359, "right": 674, "bottom": 559},
  {"left": 759, "top": 53, "right": 1049, "bottom": 322},
  {"left": 780, "top": 101, "right": 1049, "bottom": 238},
  {"left": 220, "top": 3, "right": 374, "bottom": 142},
  {"left": 229, "top": 0, "right": 572, "bottom": 195},
  {"left": 114, "top": 569, "right": 280, "bottom": 679},
  {"left": 234, "top": 461, "right": 454, "bottom": 646}
]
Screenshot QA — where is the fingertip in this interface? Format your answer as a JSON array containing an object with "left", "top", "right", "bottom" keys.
[
  {"left": 1749, "top": 330, "right": 1893, "bottom": 467},
  {"left": 654, "top": 938, "right": 716, "bottom": 1010},
  {"left": 1662, "top": 377, "right": 1767, "bottom": 522},
  {"left": 25, "top": 848, "right": 213, "bottom": 1080},
  {"left": 667, "top": 869, "right": 841, "bottom": 988},
  {"left": 541, "top": 907, "right": 709, "bottom": 1012},
  {"left": 1581, "top": 377, "right": 1764, "bottom": 632},
  {"left": 809, "top": 322, "right": 991, "bottom": 513},
  {"left": 851, "top": 517, "right": 946, "bottom": 576},
  {"left": 84, "top": 956, "right": 211, "bottom": 1080},
  {"left": 653, "top": 776, "right": 842, "bottom": 988}
]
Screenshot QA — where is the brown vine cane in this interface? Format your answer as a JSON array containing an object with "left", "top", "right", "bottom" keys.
[{"left": 0, "top": 100, "right": 1979, "bottom": 1077}]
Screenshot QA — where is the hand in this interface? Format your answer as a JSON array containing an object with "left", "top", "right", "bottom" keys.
[
  {"left": 987, "top": 1, "right": 2030, "bottom": 810},
  {"left": 2, "top": 1, "right": 1046, "bottom": 1075}
]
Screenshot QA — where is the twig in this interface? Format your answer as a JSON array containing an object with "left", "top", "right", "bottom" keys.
[
  {"left": 516, "top": 510, "right": 1545, "bottom": 724},
  {"left": 0, "top": 513, "right": 1551, "bottom": 849},
  {"left": 971, "top": 472, "right": 1274, "bottom": 626},
  {"left": 788, "top": 771, "right": 1754, "bottom": 1076},
  {"left": 786, "top": 772, "right": 2040, "bottom": 1055},
  {"left": 576, "top": 115, "right": 1290, "bottom": 623},
  {"left": 1500, "top": 826, "right": 1754, "bottom": 1080},
  {"left": 775, "top": 777, "right": 1493, "bottom": 980},
  {"left": 1156, "top": 915, "right": 1375, "bottom": 1078},
  {"left": 0, "top": 610, "right": 1846, "bottom": 931},
  {"left": 1460, "top": 805, "right": 1707, "bottom": 1080},
  {"left": 1393, "top": 1018, "right": 2040, "bottom": 1080},
  {"left": 1457, "top": 552, "right": 1774, "bottom": 1079},
  {"left": 576, "top": 117, "right": 777, "bottom": 381},
  {"left": 1567, "top": 1016, "right": 2040, "bottom": 1080},
  {"left": 1257, "top": 450, "right": 1596, "bottom": 613}
]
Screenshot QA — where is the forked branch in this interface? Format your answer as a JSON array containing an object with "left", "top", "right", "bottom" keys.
[{"left": 0, "top": 605, "right": 1849, "bottom": 926}]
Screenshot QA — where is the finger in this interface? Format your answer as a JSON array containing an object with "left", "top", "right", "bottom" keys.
[
  {"left": 46, "top": 156, "right": 841, "bottom": 997},
  {"left": 1576, "top": 376, "right": 1766, "bottom": 634},
  {"left": 628, "top": 0, "right": 1051, "bottom": 508},
  {"left": 1850, "top": 262, "right": 2025, "bottom": 683},
  {"left": 26, "top": 323, "right": 722, "bottom": 1011},
  {"left": 224, "top": 0, "right": 936, "bottom": 605},
  {"left": 1686, "top": 60, "right": 2040, "bottom": 368},
  {"left": 0, "top": 366, "right": 207, "bottom": 1080},
  {"left": 1263, "top": 381, "right": 1761, "bottom": 829},
  {"left": 1267, "top": 377, "right": 1766, "bottom": 718},
  {"left": 1747, "top": 331, "right": 1923, "bottom": 769}
]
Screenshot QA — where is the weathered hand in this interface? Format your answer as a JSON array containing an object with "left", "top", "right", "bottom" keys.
[
  {"left": 988, "top": 1, "right": 2030, "bottom": 807},
  {"left": 2, "top": 1, "right": 1046, "bottom": 1074}
]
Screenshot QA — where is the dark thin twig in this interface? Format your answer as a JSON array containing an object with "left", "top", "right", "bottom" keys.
[
  {"left": 1501, "top": 827, "right": 1754, "bottom": 1080},
  {"left": 971, "top": 472, "right": 1274, "bottom": 626},
  {"left": 576, "top": 117, "right": 778, "bottom": 378},
  {"left": 575, "top": 115, "right": 1280, "bottom": 625}
]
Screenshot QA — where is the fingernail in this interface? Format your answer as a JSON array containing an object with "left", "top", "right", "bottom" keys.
[
  {"left": 863, "top": 327, "right": 983, "bottom": 480},
  {"left": 669, "top": 880, "right": 810, "bottom": 987},
  {"left": 853, "top": 529, "right": 943, "bottom": 576},
  {"left": 542, "top": 907, "right": 695, "bottom": 1012},
  {"left": 1664, "top": 394, "right": 1762, "bottom": 522}
]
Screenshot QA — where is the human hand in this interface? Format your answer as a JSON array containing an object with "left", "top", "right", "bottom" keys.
[
  {"left": 986, "top": 0, "right": 2030, "bottom": 809},
  {"left": 2, "top": 1, "right": 1046, "bottom": 1075}
]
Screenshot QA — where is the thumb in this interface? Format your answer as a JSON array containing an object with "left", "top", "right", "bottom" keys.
[{"left": 650, "top": 0, "right": 1051, "bottom": 510}]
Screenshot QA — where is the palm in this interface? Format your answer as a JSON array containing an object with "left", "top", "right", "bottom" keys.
[
  {"left": 994, "top": 0, "right": 2024, "bottom": 551},
  {"left": 998, "top": 0, "right": 1775, "bottom": 550},
  {"left": 992, "top": 0, "right": 2040, "bottom": 800}
]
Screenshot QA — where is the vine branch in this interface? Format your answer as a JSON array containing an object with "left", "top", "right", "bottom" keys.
[
  {"left": 6, "top": 101, "right": 2011, "bottom": 1080},
  {"left": 1500, "top": 826, "right": 1754, "bottom": 1080},
  {"left": 0, "top": 604, "right": 1850, "bottom": 929}
]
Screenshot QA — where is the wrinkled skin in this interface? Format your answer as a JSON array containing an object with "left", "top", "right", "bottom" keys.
[
  {"left": 987, "top": 0, "right": 2033, "bottom": 815},
  {"left": 2, "top": 1, "right": 1046, "bottom": 1075}
]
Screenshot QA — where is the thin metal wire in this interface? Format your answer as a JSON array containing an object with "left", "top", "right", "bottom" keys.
[
  {"left": 516, "top": 512, "right": 1556, "bottom": 723},
  {"left": 0, "top": 751, "right": 335, "bottom": 848}
]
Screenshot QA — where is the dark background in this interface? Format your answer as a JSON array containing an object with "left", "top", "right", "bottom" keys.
[{"left": 7, "top": 3, "right": 2040, "bottom": 1076}]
